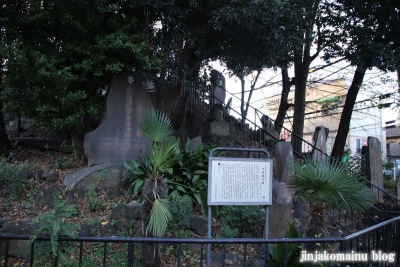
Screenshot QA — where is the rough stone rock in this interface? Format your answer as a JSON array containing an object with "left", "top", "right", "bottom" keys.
[
  {"left": 35, "top": 184, "right": 68, "bottom": 207},
  {"left": 44, "top": 171, "right": 60, "bottom": 183},
  {"left": 106, "top": 189, "right": 125, "bottom": 200},
  {"left": 64, "top": 163, "right": 127, "bottom": 190},
  {"left": 187, "top": 243, "right": 203, "bottom": 252},
  {"left": 100, "top": 224, "right": 117, "bottom": 236},
  {"left": 109, "top": 203, "right": 143, "bottom": 231},
  {"left": 210, "top": 252, "right": 238, "bottom": 265},
  {"left": 248, "top": 256, "right": 265, "bottom": 267},
  {"left": 32, "top": 169, "right": 44, "bottom": 179},
  {"left": 80, "top": 223, "right": 101, "bottom": 236},
  {"left": 190, "top": 216, "right": 208, "bottom": 237},
  {"left": 0, "top": 222, "right": 36, "bottom": 257},
  {"left": 66, "top": 188, "right": 86, "bottom": 204},
  {"left": 18, "top": 169, "right": 31, "bottom": 180}
]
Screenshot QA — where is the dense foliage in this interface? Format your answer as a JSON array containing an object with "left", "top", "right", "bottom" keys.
[{"left": 0, "top": 158, "right": 31, "bottom": 202}]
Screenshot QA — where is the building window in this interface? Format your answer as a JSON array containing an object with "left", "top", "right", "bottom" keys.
[
  {"left": 387, "top": 143, "right": 390, "bottom": 156},
  {"left": 356, "top": 139, "right": 362, "bottom": 154}
]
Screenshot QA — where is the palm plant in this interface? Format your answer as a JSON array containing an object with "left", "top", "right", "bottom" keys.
[
  {"left": 288, "top": 155, "right": 375, "bottom": 239},
  {"left": 125, "top": 108, "right": 179, "bottom": 237}
]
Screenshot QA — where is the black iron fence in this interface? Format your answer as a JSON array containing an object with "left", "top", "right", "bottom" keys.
[{"left": 1, "top": 216, "right": 399, "bottom": 267}]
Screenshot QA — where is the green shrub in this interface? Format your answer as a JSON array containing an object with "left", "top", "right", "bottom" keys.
[
  {"left": 215, "top": 206, "right": 265, "bottom": 238},
  {"left": 55, "top": 156, "right": 73, "bottom": 169},
  {"left": 166, "top": 140, "right": 213, "bottom": 208},
  {"left": 268, "top": 222, "right": 302, "bottom": 267},
  {"left": 167, "top": 191, "right": 193, "bottom": 237},
  {"left": 85, "top": 184, "right": 105, "bottom": 211},
  {"left": 125, "top": 139, "right": 213, "bottom": 211},
  {"left": 0, "top": 158, "right": 31, "bottom": 201}
]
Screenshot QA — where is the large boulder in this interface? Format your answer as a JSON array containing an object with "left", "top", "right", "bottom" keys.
[
  {"left": 109, "top": 203, "right": 143, "bottom": 231},
  {"left": 0, "top": 222, "right": 36, "bottom": 257},
  {"left": 64, "top": 163, "right": 133, "bottom": 190}
]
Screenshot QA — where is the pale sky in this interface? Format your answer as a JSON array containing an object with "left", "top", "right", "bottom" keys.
[{"left": 209, "top": 60, "right": 399, "bottom": 125}]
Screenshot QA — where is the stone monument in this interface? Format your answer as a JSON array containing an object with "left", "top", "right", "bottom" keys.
[
  {"left": 365, "top": 136, "right": 384, "bottom": 202},
  {"left": 210, "top": 69, "right": 226, "bottom": 107},
  {"left": 84, "top": 71, "right": 153, "bottom": 166},
  {"left": 269, "top": 141, "right": 295, "bottom": 238},
  {"left": 312, "top": 126, "right": 329, "bottom": 161}
]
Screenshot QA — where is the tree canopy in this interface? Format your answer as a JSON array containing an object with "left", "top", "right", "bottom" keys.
[{"left": 0, "top": 0, "right": 398, "bottom": 160}]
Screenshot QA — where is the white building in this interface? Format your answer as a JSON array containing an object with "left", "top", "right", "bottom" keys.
[{"left": 267, "top": 78, "right": 387, "bottom": 159}]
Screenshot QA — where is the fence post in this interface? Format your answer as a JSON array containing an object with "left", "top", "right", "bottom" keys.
[{"left": 127, "top": 242, "right": 134, "bottom": 267}]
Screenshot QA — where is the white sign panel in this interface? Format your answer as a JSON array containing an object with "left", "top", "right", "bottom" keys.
[{"left": 208, "top": 157, "right": 273, "bottom": 205}]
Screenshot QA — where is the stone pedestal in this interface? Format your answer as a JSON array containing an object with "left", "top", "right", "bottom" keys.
[
  {"left": 203, "top": 121, "right": 229, "bottom": 137},
  {"left": 268, "top": 198, "right": 294, "bottom": 238}
]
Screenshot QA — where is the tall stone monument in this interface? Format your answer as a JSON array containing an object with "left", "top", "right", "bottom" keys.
[
  {"left": 84, "top": 71, "right": 153, "bottom": 166},
  {"left": 312, "top": 126, "right": 329, "bottom": 161},
  {"left": 365, "top": 136, "right": 384, "bottom": 202},
  {"left": 210, "top": 69, "right": 226, "bottom": 107},
  {"left": 269, "top": 141, "right": 295, "bottom": 238}
]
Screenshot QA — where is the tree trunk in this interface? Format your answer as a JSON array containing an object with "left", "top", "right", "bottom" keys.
[
  {"left": 240, "top": 74, "right": 246, "bottom": 126},
  {"left": 13, "top": 113, "right": 22, "bottom": 135},
  {"left": 0, "top": 103, "right": 10, "bottom": 156},
  {"left": 274, "top": 68, "right": 292, "bottom": 136},
  {"left": 306, "top": 204, "right": 327, "bottom": 251},
  {"left": 331, "top": 66, "right": 366, "bottom": 160},
  {"left": 166, "top": 45, "right": 201, "bottom": 118},
  {"left": 397, "top": 69, "right": 400, "bottom": 94},
  {"left": 292, "top": 50, "right": 310, "bottom": 155}
]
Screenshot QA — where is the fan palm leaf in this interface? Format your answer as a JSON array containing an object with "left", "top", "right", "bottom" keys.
[
  {"left": 289, "top": 155, "right": 375, "bottom": 213},
  {"left": 147, "top": 138, "right": 180, "bottom": 175},
  {"left": 138, "top": 109, "right": 174, "bottom": 142},
  {"left": 147, "top": 198, "right": 172, "bottom": 237}
]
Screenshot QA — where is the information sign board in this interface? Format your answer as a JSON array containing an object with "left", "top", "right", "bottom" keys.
[{"left": 208, "top": 157, "right": 273, "bottom": 205}]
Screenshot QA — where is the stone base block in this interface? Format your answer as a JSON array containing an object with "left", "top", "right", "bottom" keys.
[{"left": 203, "top": 121, "right": 230, "bottom": 137}]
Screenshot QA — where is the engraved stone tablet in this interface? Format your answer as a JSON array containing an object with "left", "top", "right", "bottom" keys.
[
  {"left": 312, "top": 126, "right": 329, "bottom": 161},
  {"left": 210, "top": 69, "right": 226, "bottom": 106},
  {"left": 365, "top": 136, "right": 384, "bottom": 202},
  {"left": 84, "top": 71, "right": 153, "bottom": 166}
]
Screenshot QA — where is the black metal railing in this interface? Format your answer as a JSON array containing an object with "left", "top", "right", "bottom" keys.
[
  {"left": 1, "top": 216, "right": 399, "bottom": 267},
  {"left": 182, "top": 80, "right": 320, "bottom": 159}
]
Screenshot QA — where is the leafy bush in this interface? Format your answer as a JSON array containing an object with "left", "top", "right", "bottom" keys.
[
  {"left": 55, "top": 156, "right": 73, "bottom": 169},
  {"left": 125, "top": 138, "right": 213, "bottom": 210},
  {"left": 166, "top": 140, "right": 212, "bottom": 208},
  {"left": 85, "top": 184, "right": 105, "bottom": 211},
  {"left": 268, "top": 222, "right": 302, "bottom": 267},
  {"left": 167, "top": 191, "right": 193, "bottom": 237},
  {"left": 0, "top": 158, "right": 31, "bottom": 201},
  {"left": 31, "top": 193, "right": 78, "bottom": 266},
  {"left": 215, "top": 206, "right": 265, "bottom": 238}
]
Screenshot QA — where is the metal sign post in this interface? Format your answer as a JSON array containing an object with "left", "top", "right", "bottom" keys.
[{"left": 206, "top": 147, "right": 273, "bottom": 266}]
